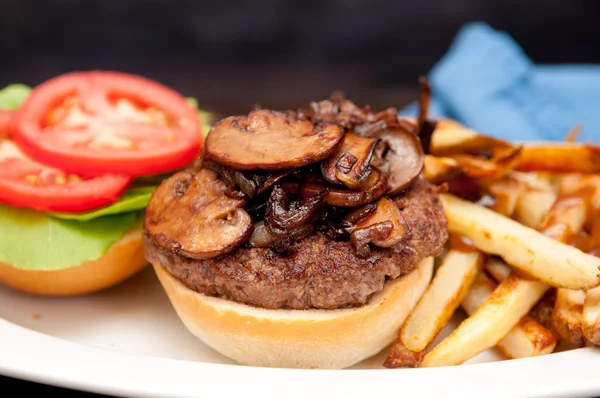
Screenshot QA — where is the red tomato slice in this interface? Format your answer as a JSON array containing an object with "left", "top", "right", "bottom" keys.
[
  {"left": 0, "top": 139, "right": 131, "bottom": 212},
  {"left": 0, "top": 110, "right": 13, "bottom": 137},
  {"left": 10, "top": 71, "right": 202, "bottom": 177}
]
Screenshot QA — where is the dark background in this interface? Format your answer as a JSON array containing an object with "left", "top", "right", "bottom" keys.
[
  {"left": 2, "top": 0, "right": 600, "bottom": 117},
  {"left": 1, "top": 1, "right": 600, "bottom": 396}
]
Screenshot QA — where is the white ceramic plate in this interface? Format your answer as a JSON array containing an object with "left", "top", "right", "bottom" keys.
[{"left": 1, "top": 265, "right": 600, "bottom": 398}]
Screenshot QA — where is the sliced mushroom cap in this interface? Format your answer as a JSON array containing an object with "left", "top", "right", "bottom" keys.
[
  {"left": 145, "top": 168, "right": 253, "bottom": 260},
  {"left": 204, "top": 160, "right": 291, "bottom": 198},
  {"left": 354, "top": 120, "right": 388, "bottom": 138},
  {"left": 373, "top": 108, "right": 400, "bottom": 126},
  {"left": 397, "top": 116, "right": 418, "bottom": 132},
  {"left": 300, "top": 167, "right": 388, "bottom": 207},
  {"left": 245, "top": 196, "right": 269, "bottom": 220},
  {"left": 350, "top": 222, "right": 394, "bottom": 258},
  {"left": 310, "top": 99, "right": 337, "bottom": 117},
  {"left": 238, "top": 170, "right": 292, "bottom": 198},
  {"left": 316, "top": 219, "right": 349, "bottom": 241},
  {"left": 205, "top": 109, "right": 344, "bottom": 170},
  {"left": 249, "top": 215, "right": 319, "bottom": 251},
  {"left": 306, "top": 94, "right": 367, "bottom": 128},
  {"left": 371, "top": 127, "right": 425, "bottom": 196},
  {"left": 341, "top": 202, "right": 377, "bottom": 226},
  {"left": 344, "top": 196, "right": 410, "bottom": 248},
  {"left": 336, "top": 95, "right": 362, "bottom": 114},
  {"left": 264, "top": 184, "right": 327, "bottom": 236},
  {"left": 321, "top": 132, "right": 378, "bottom": 189}
]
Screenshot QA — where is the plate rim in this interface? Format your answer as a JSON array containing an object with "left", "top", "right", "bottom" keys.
[{"left": 1, "top": 318, "right": 600, "bottom": 398}]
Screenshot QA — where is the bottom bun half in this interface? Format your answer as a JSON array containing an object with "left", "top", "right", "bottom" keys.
[
  {"left": 0, "top": 224, "right": 148, "bottom": 297},
  {"left": 153, "top": 256, "right": 434, "bottom": 369}
]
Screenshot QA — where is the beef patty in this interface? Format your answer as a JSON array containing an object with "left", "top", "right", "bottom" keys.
[{"left": 144, "top": 174, "right": 448, "bottom": 310}]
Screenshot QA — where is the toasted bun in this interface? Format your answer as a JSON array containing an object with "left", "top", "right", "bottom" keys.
[
  {"left": 0, "top": 222, "right": 147, "bottom": 297},
  {"left": 153, "top": 256, "right": 434, "bottom": 369}
]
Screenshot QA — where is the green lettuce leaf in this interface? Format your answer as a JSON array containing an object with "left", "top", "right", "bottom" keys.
[
  {"left": 49, "top": 186, "right": 155, "bottom": 221},
  {"left": 0, "top": 204, "right": 138, "bottom": 270},
  {"left": 0, "top": 84, "right": 32, "bottom": 110}
]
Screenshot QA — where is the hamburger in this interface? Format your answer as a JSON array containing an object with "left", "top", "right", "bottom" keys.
[
  {"left": 0, "top": 71, "right": 209, "bottom": 296},
  {"left": 144, "top": 91, "right": 449, "bottom": 369}
]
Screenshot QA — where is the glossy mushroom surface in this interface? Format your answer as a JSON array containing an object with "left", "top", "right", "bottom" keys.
[
  {"left": 146, "top": 89, "right": 435, "bottom": 259},
  {"left": 371, "top": 128, "right": 425, "bottom": 195},
  {"left": 344, "top": 196, "right": 410, "bottom": 247},
  {"left": 145, "top": 168, "right": 253, "bottom": 259},
  {"left": 301, "top": 167, "right": 388, "bottom": 207},
  {"left": 321, "top": 132, "right": 378, "bottom": 189},
  {"left": 205, "top": 109, "right": 344, "bottom": 170}
]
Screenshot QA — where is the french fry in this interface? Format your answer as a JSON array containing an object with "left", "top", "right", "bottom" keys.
[
  {"left": 499, "top": 313, "right": 557, "bottom": 359},
  {"left": 430, "top": 120, "right": 478, "bottom": 155},
  {"left": 516, "top": 143, "right": 600, "bottom": 174},
  {"left": 450, "top": 148, "right": 520, "bottom": 180},
  {"left": 559, "top": 174, "right": 600, "bottom": 202},
  {"left": 591, "top": 213, "right": 600, "bottom": 254},
  {"left": 450, "top": 184, "right": 591, "bottom": 351},
  {"left": 485, "top": 257, "right": 560, "bottom": 337},
  {"left": 582, "top": 286, "right": 600, "bottom": 345},
  {"left": 485, "top": 178, "right": 527, "bottom": 218},
  {"left": 564, "top": 123, "right": 583, "bottom": 143},
  {"left": 399, "top": 249, "right": 485, "bottom": 352},
  {"left": 404, "top": 125, "right": 600, "bottom": 367},
  {"left": 538, "top": 192, "right": 589, "bottom": 243},
  {"left": 440, "top": 193, "right": 600, "bottom": 290},
  {"left": 514, "top": 188, "right": 557, "bottom": 229},
  {"left": 431, "top": 119, "right": 513, "bottom": 157},
  {"left": 423, "top": 155, "right": 461, "bottom": 184},
  {"left": 557, "top": 175, "right": 600, "bottom": 229},
  {"left": 529, "top": 288, "right": 557, "bottom": 332},
  {"left": 443, "top": 157, "right": 486, "bottom": 179},
  {"left": 576, "top": 176, "right": 600, "bottom": 211},
  {"left": 510, "top": 171, "right": 557, "bottom": 193},
  {"left": 421, "top": 273, "right": 550, "bottom": 367},
  {"left": 507, "top": 171, "right": 557, "bottom": 213},
  {"left": 567, "top": 231, "right": 595, "bottom": 254},
  {"left": 383, "top": 340, "right": 426, "bottom": 368},
  {"left": 557, "top": 173, "right": 586, "bottom": 196},
  {"left": 433, "top": 118, "right": 470, "bottom": 133},
  {"left": 485, "top": 256, "right": 513, "bottom": 282},
  {"left": 553, "top": 288, "right": 586, "bottom": 347},
  {"left": 534, "top": 186, "right": 592, "bottom": 347},
  {"left": 461, "top": 271, "right": 556, "bottom": 359}
]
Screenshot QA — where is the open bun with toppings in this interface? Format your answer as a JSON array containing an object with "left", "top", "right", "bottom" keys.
[
  {"left": 144, "top": 85, "right": 450, "bottom": 368},
  {"left": 0, "top": 71, "right": 207, "bottom": 296},
  {"left": 0, "top": 221, "right": 146, "bottom": 296}
]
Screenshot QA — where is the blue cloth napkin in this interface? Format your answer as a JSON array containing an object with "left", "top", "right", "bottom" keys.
[{"left": 400, "top": 22, "right": 600, "bottom": 142}]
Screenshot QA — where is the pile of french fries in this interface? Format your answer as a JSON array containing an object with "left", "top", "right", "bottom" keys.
[{"left": 384, "top": 118, "right": 600, "bottom": 368}]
